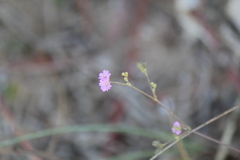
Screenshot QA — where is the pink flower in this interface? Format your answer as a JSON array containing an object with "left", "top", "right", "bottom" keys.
[
  {"left": 99, "top": 79, "right": 112, "bottom": 92},
  {"left": 98, "top": 70, "right": 112, "bottom": 92},
  {"left": 99, "top": 70, "right": 111, "bottom": 81},
  {"left": 172, "top": 121, "right": 182, "bottom": 135}
]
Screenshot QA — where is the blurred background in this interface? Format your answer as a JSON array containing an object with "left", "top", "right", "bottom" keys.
[{"left": 0, "top": 0, "right": 239, "bottom": 159}]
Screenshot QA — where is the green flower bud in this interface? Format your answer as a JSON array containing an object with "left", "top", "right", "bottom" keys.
[
  {"left": 126, "top": 82, "right": 131, "bottom": 86},
  {"left": 151, "top": 82, "right": 157, "bottom": 89},
  {"left": 152, "top": 140, "right": 165, "bottom": 154},
  {"left": 122, "top": 72, "right": 129, "bottom": 77},
  {"left": 175, "top": 136, "right": 179, "bottom": 140},
  {"left": 136, "top": 62, "right": 147, "bottom": 74}
]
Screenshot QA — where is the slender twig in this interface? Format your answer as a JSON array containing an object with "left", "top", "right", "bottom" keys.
[
  {"left": 177, "top": 141, "right": 192, "bottom": 160},
  {"left": 144, "top": 73, "right": 157, "bottom": 99},
  {"left": 110, "top": 81, "right": 240, "bottom": 159},
  {"left": 111, "top": 81, "right": 184, "bottom": 124},
  {"left": 194, "top": 132, "right": 240, "bottom": 153},
  {"left": 150, "top": 105, "right": 240, "bottom": 160},
  {"left": 155, "top": 99, "right": 185, "bottom": 125},
  {"left": 191, "top": 105, "right": 240, "bottom": 134},
  {"left": 110, "top": 81, "right": 154, "bottom": 100},
  {"left": 144, "top": 73, "right": 192, "bottom": 159}
]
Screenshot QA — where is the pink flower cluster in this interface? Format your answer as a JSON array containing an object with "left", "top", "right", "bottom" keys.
[
  {"left": 172, "top": 121, "right": 182, "bottom": 135},
  {"left": 98, "top": 70, "right": 112, "bottom": 92}
]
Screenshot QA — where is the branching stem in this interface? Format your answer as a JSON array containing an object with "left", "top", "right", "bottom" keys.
[{"left": 110, "top": 81, "right": 240, "bottom": 159}]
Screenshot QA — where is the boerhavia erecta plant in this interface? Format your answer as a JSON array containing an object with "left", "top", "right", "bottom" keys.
[{"left": 98, "top": 62, "right": 240, "bottom": 160}]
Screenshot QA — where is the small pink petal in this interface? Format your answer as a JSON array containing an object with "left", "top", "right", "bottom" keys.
[
  {"left": 173, "top": 121, "right": 181, "bottom": 127},
  {"left": 175, "top": 130, "right": 182, "bottom": 136}
]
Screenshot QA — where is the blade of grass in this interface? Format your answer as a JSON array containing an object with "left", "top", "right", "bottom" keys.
[{"left": 0, "top": 124, "right": 171, "bottom": 148}]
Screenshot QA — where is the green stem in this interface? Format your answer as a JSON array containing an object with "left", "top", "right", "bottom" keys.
[
  {"left": 110, "top": 81, "right": 240, "bottom": 159},
  {"left": 111, "top": 81, "right": 184, "bottom": 125},
  {"left": 110, "top": 81, "right": 154, "bottom": 100},
  {"left": 144, "top": 73, "right": 157, "bottom": 100},
  {"left": 111, "top": 81, "right": 240, "bottom": 158},
  {"left": 150, "top": 105, "right": 240, "bottom": 160}
]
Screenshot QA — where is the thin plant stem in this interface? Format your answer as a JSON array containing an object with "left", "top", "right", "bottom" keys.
[
  {"left": 144, "top": 73, "right": 157, "bottom": 99},
  {"left": 155, "top": 99, "right": 185, "bottom": 125},
  {"left": 111, "top": 81, "right": 184, "bottom": 124},
  {"left": 110, "top": 81, "right": 154, "bottom": 100},
  {"left": 177, "top": 141, "right": 192, "bottom": 160},
  {"left": 110, "top": 81, "right": 240, "bottom": 158},
  {"left": 150, "top": 105, "right": 240, "bottom": 160},
  {"left": 166, "top": 113, "right": 192, "bottom": 160},
  {"left": 194, "top": 132, "right": 240, "bottom": 153},
  {"left": 192, "top": 105, "right": 240, "bottom": 136}
]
